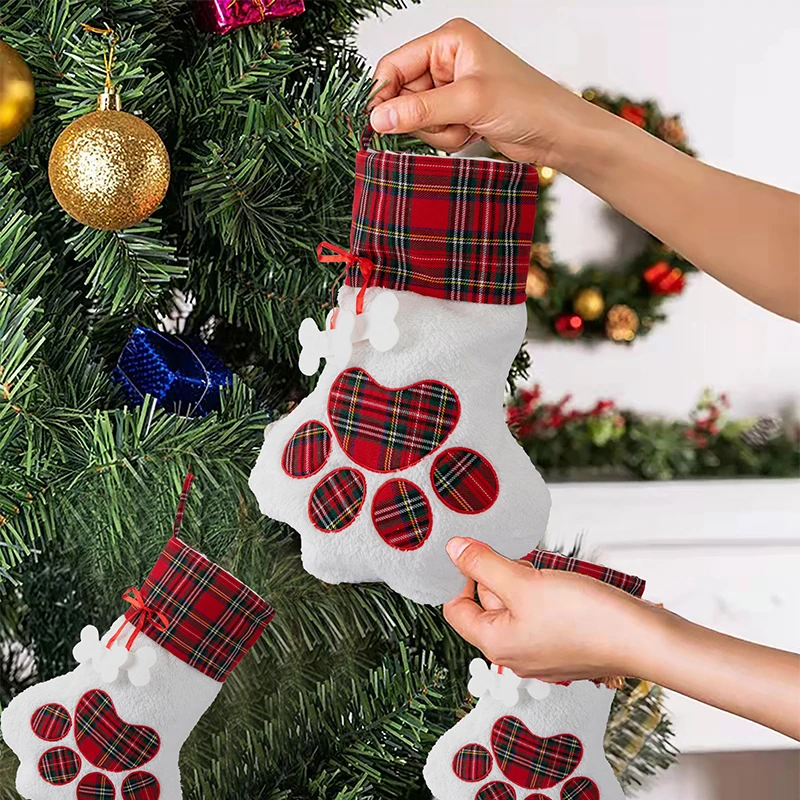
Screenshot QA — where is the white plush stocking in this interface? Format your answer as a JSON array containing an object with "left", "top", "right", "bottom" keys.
[
  {"left": 1, "top": 482, "right": 274, "bottom": 800},
  {"left": 423, "top": 551, "right": 647, "bottom": 800},
  {"left": 249, "top": 136, "right": 549, "bottom": 605}
]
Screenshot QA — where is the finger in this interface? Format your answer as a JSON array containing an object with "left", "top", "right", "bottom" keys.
[
  {"left": 396, "top": 84, "right": 448, "bottom": 135},
  {"left": 478, "top": 581, "right": 505, "bottom": 612},
  {"left": 370, "top": 80, "right": 478, "bottom": 135},
  {"left": 416, "top": 125, "right": 476, "bottom": 151},
  {"left": 446, "top": 538, "right": 530, "bottom": 607},
  {"left": 370, "top": 33, "right": 437, "bottom": 107},
  {"left": 443, "top": 583, "right": 491, "bottom": 649}
]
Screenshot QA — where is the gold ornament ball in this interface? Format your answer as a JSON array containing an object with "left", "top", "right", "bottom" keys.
[
  {"left": 573, "top": 287, "right": 605, "bottom": 321},
  {"left": 606, "top": 304, "right": 640, "bottom": 343},
  {"left": 0, "top": 40, "right": 36, "bottom": 146},
  {"left": 48, "top": 93, "right": 170, "bottom": 230},
  {"left": 526, "top": 264, "right": 549, "bottom": 299}
]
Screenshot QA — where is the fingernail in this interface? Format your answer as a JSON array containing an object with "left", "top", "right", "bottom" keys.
[
  {"left": 446, "top": 537, "right": 470, "bottom": 561},
  {"left": 370, "top": 105, "right": 398, "bottom": 132}
]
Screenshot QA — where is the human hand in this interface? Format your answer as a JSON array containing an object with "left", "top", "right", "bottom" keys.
[
  {"left": 369, "top": 18, "right": 602, "bottom": 169},
  {"left": 442, "top": 537, "right": 650, "bottom": 682}
]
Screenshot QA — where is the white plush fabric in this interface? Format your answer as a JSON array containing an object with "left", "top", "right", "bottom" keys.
[
  {"left": 1, "top": 615, "right": 220, "bottom": 799},
  {"left": 249, "top": 285, "right": 550, "bottom": 605},
  {"left": 424, "top": 664, "right": 625, "bottom": 799}
]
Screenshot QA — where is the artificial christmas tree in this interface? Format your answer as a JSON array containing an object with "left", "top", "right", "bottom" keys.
[{"left": 0, "top": 1, "right": 676, "bottom": 797}]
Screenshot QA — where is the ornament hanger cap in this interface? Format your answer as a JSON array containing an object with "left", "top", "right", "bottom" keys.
[{"left": 97, "top": 89, "right": 122, "bottom": 112}]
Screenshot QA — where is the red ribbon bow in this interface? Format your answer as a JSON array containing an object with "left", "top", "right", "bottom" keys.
[
  {"left": 317, "top": 241, "right": 375, "bottom": 318},
  {"left": 106, "top": 587, "right": 170, "bottom": 652}
]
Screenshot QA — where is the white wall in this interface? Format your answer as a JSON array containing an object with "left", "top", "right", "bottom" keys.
[{"left": 357, "top": 0, "right": 800, "bottom": 418}]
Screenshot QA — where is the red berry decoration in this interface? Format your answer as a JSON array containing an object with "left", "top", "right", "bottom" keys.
[
  {"left": 555, "top": 314, "right": 584, "bottom": 339},
  {"left": 643, "top": 261, "right": 685, "bottom": 295},
  {"left": 620, "top": 103, "right": 647, "bottom": 127}
]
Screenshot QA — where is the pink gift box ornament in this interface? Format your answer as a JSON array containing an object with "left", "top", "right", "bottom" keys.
[{"left": 195, "top": 0, "right": 305, "bottom": 34}]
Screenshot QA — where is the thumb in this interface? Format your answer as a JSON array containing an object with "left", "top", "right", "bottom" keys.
[
  {"left": 446, "top": 537, "right": 529, "bottom": 607},
  {"left": 370, "top": 80, "right": 478, "bottom": 134}
]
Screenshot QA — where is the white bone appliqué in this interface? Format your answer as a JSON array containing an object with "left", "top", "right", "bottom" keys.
[
  {"left": 297, "top": 311, "right": 355, "bottom": 376},
  {"left": 297, "top": 291, "right": 399, "bottom": 376},
  {"left": 467, "top": 658, "right": 552, "bottom": 707},
  {"left": 125, "top": 646, "right": 157, "bottom": 687},
  {"left": 73, "top": 625, "right": 129, "bottom": 683},
  {"left": 352, "top": 291, "right": 400, "bottom": 352}
]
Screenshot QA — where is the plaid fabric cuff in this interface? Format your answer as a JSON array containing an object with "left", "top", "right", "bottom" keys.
[
  {"left": 125, "top": 537, "right": 274, "bottom": 682},
  {"left": 523, "top": 549, "right": 646, "bottom": 598},
  {"left": 349, "top": 149, "right": 538, "bottom": 305}
]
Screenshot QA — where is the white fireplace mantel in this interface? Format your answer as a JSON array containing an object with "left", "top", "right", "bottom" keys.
[{"left": 546, "top": 478, "right": 800, "bottom": 754}]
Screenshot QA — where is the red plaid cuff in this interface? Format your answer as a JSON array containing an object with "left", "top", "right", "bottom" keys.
[
  {"left": 523, "top": 549, "right": 646, "bottom": 598},
  {"left": 126, "top": 537, "right": 275, "bottom": 682},
  {"left": 349, "top": 149, "right": 538, "bottom": 305}
]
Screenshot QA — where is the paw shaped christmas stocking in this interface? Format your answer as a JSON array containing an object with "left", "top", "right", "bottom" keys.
[
  {"left": 249, "top": 128, "right": 549, "bottom": 605},
  {"left": 1, "top": 476, "right": 275, "bottom": 800},
  {"left": 423, "top": 551, "right": 647, "bottom": 800}
]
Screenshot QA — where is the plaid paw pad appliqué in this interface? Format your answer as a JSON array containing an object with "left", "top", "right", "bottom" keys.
[
  {"left": 0, "top": 475, "right": 275, "bottom": 800},
  {"left": 250, "top": 128, "right": 552, "bottom": 605},
  {"left": 423, "top": 554, "right": 648, "bottom": 800}
]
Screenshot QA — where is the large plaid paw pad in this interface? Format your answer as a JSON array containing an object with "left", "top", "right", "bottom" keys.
[
  {"left": 30, "top": 693, "right": 161, "bottom": 798},
  {"left": 449, "top": 718, "right": 600, "bottom": 800},
  {"left": 285, "top": 368, "right": 499, "bottom": 549}
]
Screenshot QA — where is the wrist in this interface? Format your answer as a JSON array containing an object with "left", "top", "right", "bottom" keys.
[
  {"left": 619, "top": 600, "right": 685, "bottom": 683},
  {"left": 553, "top": 100, "right": 630, "bottom": 186}
]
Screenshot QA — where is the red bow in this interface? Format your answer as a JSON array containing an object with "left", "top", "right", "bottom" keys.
[
  {"left": 106, "top": 587, "right": 170, "bottom": 652},
  {"left": 317, "top": 241, "right": 375, "bottom": 316}
]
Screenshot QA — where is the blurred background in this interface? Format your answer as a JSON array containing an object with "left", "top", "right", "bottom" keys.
[{"left": 358, "top": 1, "right": 800, "bottom": 798}]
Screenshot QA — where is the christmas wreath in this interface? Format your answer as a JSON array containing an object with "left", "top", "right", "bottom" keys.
[{"left": 524, "top": 88, "right": 697, "bottom": 343}]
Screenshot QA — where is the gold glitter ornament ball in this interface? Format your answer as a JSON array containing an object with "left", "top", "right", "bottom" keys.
[
  {"left": 0, "top": 40, "right": 36, "bottom": 146},
  {"left": 48, "top": 92, "right": 170, "bottom": 230}
]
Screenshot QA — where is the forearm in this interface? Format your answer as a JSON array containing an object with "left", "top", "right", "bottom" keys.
[
  {"left": 623, "top": 602, "right": 800, "bottom": 739},
  {"left": 559, "top": 105, "right": 800, "bottom": 321}
]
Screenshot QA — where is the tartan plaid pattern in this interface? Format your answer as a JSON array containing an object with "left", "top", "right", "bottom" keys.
[
  {"left": 523, "top": 549, "right": 646, "bottom": 598},
  {"left": 328, "top": 368, "right": 460, "bottom": 473},
  {"left": 372, "top": 479, "right": 432, "bottom": 551},
  {"left": 75, "top": 690, "right": 160, "bottom": 772},
  {"left": 77, "top": 773, "right": 116, "bottom": 800},
  {"left": 561, "top": 777, "right": 600, "bottom": 800},
  {"left": 431, "top": 448, "right": 499, "bottom": 514},
  {"left": 476, "top": 782, "right": 516, "bottom": 800},
  {"left": 30, "top": 703, "right": 71, "bottom": 741},
  {"left": 491, "top": 715, "right": 583, "bottom": 790},
  {"left": 452, "top": 743, "right": 493, "bottom": 782},
  {"left": 122, "top": 771, "right": 161, "bottom": 800},
  {"left": 308, "top": 468, "right": 366, "bottom": 531},
  {"left": 282, "top": 420, "right": 332, "bottom": 478},
  {"left": 350, "top": 148, "right": 538, "bottom": 305},
  {"left": 37, "top": 747, "right": 81, "bottom": 786},
  {"left": 125, "top": 536, "right": 275, "bottom": 682}
]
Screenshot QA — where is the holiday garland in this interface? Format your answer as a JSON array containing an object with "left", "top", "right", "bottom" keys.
[
  {"left": 508, "top": 387, "right": 800, "bottom": 481},
  {"left": 524, "top": 88, "right": 697, "bottom": 343}
]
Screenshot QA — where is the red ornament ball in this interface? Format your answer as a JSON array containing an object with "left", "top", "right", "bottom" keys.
[
  {"left": 620, "top": 103, "right": 647, "bottom": 127},
  {"left": 555, "top": 314, "right": 584, "bottom": 339},
  {"left": 643, "top": 261, "right": 685, "bottom": 295}
]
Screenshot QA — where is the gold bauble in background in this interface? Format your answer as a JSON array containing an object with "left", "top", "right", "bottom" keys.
[
  {"left": 537, "top": 165, "right": 556, "bottom": 187},
  {"left": 606, "top": 304, "right": 640, "bottom": 343},
  {"left": 48, "top": 91, "right": 170, "bottom": 230},
  {"left": 526, "top": 264, "right": 549, "bottom": 299},
  {"left": 529, "top": 242, "right": 552, "bottom": 270},
  {"left": 0, "top": 40, "right": 36, "bottom": 146},
  {"left": 573, "top": 287, "right": 605, "bottom": 321}
]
